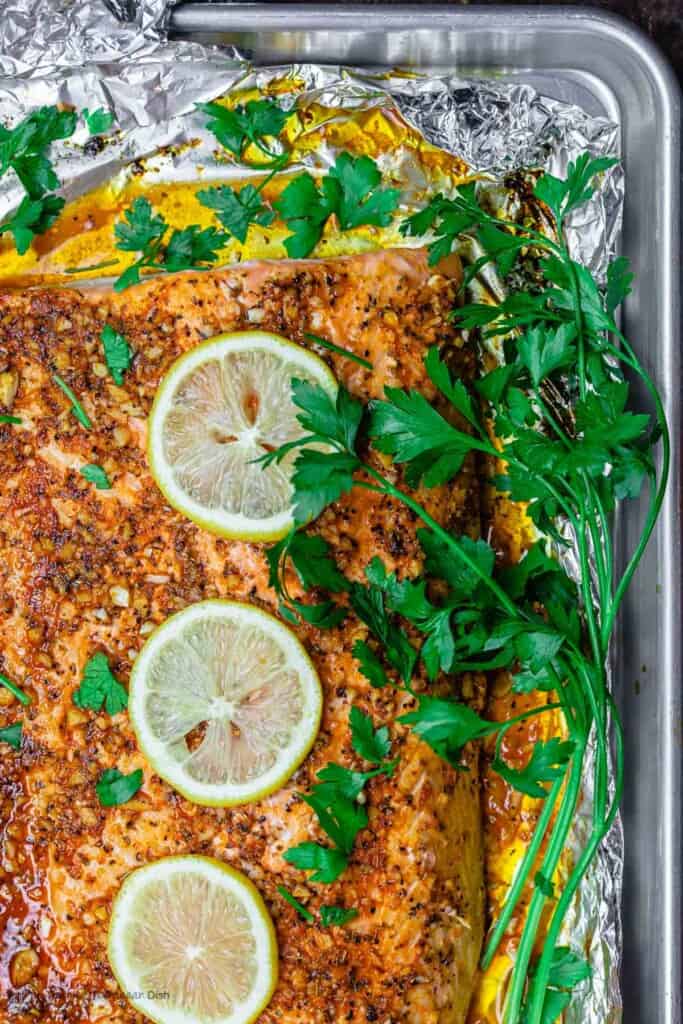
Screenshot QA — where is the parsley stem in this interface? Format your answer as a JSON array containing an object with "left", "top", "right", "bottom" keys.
[
  {"left": 595, "top": 492, "right": 614, "bottom": 597},
  {"left": 532, "top": 387, "right": 613, "bottom": 615},
  {"left": 565, "top": 255, "right": 587, "bottom": 402},
  {"left": 483, "top": 663, "right": 586, "bottom": 971},
  {"left": 481, "top": 773, "right": 564, "bottom": 970},
  {"left": 358, "top": 466, "right": 522, "bottom": 619},
  {"left": 250, "top": 141, "right": 288, "bottom": 170},
  {"left": 575, "top": 514, "right": 606, "bottom": 669},
  {"left": 0, "top": 672, "right": 31, "bottom": 706},
  {"left": 251, "top": 161, "right": 284, "bottom": 196},
  {"left": 505, "top": 450, "right": 582, "bottom": 537},
  {"left": 537, "top": 368, "right": 617, "bottom": 646},
  {"left": 570, "top": 654, "right": 609, "bottom": 830},
  {"left": 525, "top": 700, "right": 624, "bottom": 1024},
  {"left": 460, "top": 196, "right": 562, "bottom": 259},
  {"left": 540, "top": 378, "right": 614, "bottom": 614},
  {"left": 583, "top": 477, "right": 613, "bottom": 619},
  {"left": 600, "top": 338, "right": 670, "bottom": 646},
  {"left": 529, "top": 393, "right": 610, "bottom": 607},
  {"left": 504, "top": 648, "right": 609, "bottom": 1022},
  {"left": 557, "top": 238, "right": 616, "bottom": 642},
  {"left": 504, "top": 738, "right": 586, "bottom": 1024},
  {"left": 532, "top": 390, "right": 571, "bottom": 447}
]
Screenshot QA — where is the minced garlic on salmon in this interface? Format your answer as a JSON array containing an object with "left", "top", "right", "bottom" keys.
[{"left": 0, "top": 248, "right": 486, "bottom": 1024}]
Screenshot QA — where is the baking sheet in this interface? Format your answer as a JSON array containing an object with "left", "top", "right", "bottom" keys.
[{"left": 0, "top": 2, "right": 666, "bottom": 1022}]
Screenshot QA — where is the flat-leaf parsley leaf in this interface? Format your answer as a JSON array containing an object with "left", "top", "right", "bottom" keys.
[
  {"left": 100, "top": 324, "right": 132, "bottom": 385},
  {"left": 73, "top": 652, "right": 128, "bottom": 715},
  {"left": 80, "top": 464, "right": 111, "bottom": 490},
  {"left": 96, "top": 767, "right": 143, "bottom": 807}
]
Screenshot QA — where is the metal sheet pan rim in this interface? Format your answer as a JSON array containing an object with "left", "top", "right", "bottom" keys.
[
  {"left": 171, "top": 7, "right": 680, "bottom": 1023},
  {"left": 170, "top": 1, "right": 681, "bottom": 95}
]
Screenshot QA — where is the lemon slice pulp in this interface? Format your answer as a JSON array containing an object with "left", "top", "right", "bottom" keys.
[
  {"left": 129, "top": 600, "right": 322, "bottom": 806},
  {"left": 108, "top": 855, "right": 277, "bottom": 1024},
  {"left": 148, "top": 330, "right": 337, "bottom": 540}
]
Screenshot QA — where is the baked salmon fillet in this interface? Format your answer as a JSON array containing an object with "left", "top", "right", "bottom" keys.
[{"left": 0, "top": 248, "right": 485, "bottom": 1024}]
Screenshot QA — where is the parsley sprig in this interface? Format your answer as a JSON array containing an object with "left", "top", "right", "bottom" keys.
[
  {"left": 274, "top": 153, "right": 401, "bottom": 258},
  {"left": 195, "top": 99, "right": 401, "bottom": 255},
  {"left": 113, "top": 197, "right": 230, "bottom": 290},
  {"left": 0, "top": 105, "right": 77, "bottom": 253},
  {"left": 195, "top": 97, "right": 294, "bottom": 247},
  {"left": 283, "top": 707, "right": 396, "bottom": 883},
  {"left": 80, "top": 464, "right": 111, "bottom": 490},
  {"left": 197, "top": 181, "right": 276, "bottom": 245},
  {"left": 82, "top": 108, "right": 115, "bottom": 136},
  {"left": 197, "top": 98, "right": 292, "bottom": 169},
  {"left": 260, "top": 154, "right": 667, "bottom": 1024}
]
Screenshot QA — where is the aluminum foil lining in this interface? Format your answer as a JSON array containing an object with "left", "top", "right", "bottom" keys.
[{"left": 0, "top": 2, "right": 624, "bottom": 1022}]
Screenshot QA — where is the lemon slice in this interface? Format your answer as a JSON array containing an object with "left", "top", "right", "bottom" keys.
[
  {"left": 108, "top": 855, "right": 277, "bottom": 1024},
  {"left": 148, "top": 331, "right": 337, "bottom": 540},
  {"left": 129, "top": 600, "right": 322, "bottom": 806}
]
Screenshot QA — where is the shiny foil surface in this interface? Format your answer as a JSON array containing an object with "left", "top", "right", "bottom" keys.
[{"left": 0, "top": 2, "right": 624, "bottom": 1021}]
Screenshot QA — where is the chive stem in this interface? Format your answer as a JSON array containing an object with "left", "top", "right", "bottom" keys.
[
  {"left": 0, "top": 672, "right": 31, "bottom": 706},
  {"left": 304, "top": 332, "right": 373, "bottom": 371},
  {"left": 52, "top": 373, "right": 92, "bottom": 429}
]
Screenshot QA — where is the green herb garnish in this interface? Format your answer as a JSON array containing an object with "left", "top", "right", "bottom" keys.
[
  {"left": 100, "top": 324, "right": 132, "bottom": 385},
  {"left": 491, "top": 737, "right": 576, "bottom": 800},
  {"left": 0, "top": 671, "right": 31, "bottom": 706},
  {"left": 96, "top": 767, "right": 143, "bottom": 806},
  {"left": 320, "top": 905, "right": 358, "bottom": 927},
  {"left": 113, "top": 197, "right": 229, "bottom": 290},
  {"left": 283, "top": 843, "right": 348, "bottom": 885},
  {"left": 304, "top": 332, "right": 373, "bottom": 371},
  {"left": 80, "top": 464, "right": 111, "bottom": 490},
  {"left": 520, "top": 946, "right": 592, "bottom": 1023},
  {"left": 265, "top": 529, "right": 348, "bottom": 629},
  {"left": 197, "top": 98, "right": 291, "bottom": 168},
  {"left": 73, "top": 652, "right": 127, "bottom": 715},
  {"left": 0, "top": 105, "right": 77, "bottom": 253},
  {"left": 83, "top": 108, "right": 115, "bottom": 135},
  {"left": 197, "top": 183, "right": 276, "bottom": 244},
  {"left": 196, "top": 97, "right": 294, "bottom": 244},
  {"left": 0, "top": 722, "right": 22, "bottom": 750},
  {"left": 283, "top": 707, "right": 395, "bottom": 884},
  {"left": 0, "top": 414, "right": 21, "bottom": 425},
  {"left": 274, "top": 153, "right": 401, "bottom": 258},
  {"left": 0, "top": 194, "right": 65, "bottom": 255},
  {"left": 52, "top": 373, "right": 92, "bottom": 429},
  {"left": 276, "top": 886, "right": 358, "bottom": 927},
  {"left": 260, "top": 153, "right": 667, "bottom": 1024},
  {"left": 276, "top": 885, "right": 314, "bottom": 922},
  {"left": 64, "top": 258, "right": 120, "bottom": 275},
  {"left": 0, "top": 106, "right": 76, "bottom": 194},
  {"left": 349, "top": 705, "right": 391, "bottom": 763}
]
